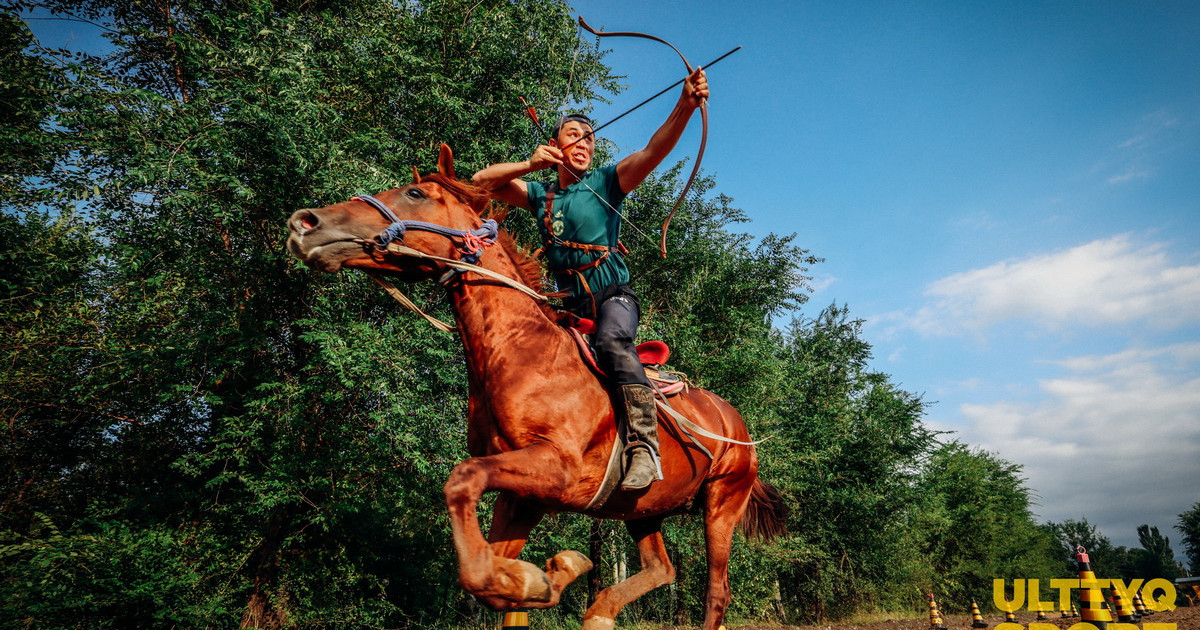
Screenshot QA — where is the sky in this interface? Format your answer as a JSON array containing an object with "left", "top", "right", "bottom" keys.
[
  {"left": 567, "top": 0, "right": 1200, "bottom": 554},
  {"left": 25, "top": 2, "right": 1200, "bottom": 555}
]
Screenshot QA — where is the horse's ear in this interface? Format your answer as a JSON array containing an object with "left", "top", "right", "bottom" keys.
[
  {"left": 411, "top": 166, "right": 421, "bottom": 184},
  {"left": 437, "top": 143, "right": 455, "bottom": 179}
]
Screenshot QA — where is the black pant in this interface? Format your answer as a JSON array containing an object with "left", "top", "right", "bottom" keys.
[{"left": 568, "top": 284, "right": 651, "bottom": 387}]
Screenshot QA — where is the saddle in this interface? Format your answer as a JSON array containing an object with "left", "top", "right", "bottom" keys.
[
  {"left": 563, "top": 317, "right": 764, "bottom": 508},
  {"left": 565, "top": 318, "right": 689, "bottom": 396}
]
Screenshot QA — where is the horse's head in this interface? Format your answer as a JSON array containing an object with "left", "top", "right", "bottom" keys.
[{"left": 287, "top": 144, "right": 490, "bottom": 280}]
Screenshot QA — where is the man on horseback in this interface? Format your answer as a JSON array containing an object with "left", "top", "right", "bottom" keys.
[{"left": 472, "top": 68, "right": 709, "bottom": 490}]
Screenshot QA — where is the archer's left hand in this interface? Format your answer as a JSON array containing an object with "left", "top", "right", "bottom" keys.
[{"left": 682, "top": 67, "right": 709, "bottom": 110}]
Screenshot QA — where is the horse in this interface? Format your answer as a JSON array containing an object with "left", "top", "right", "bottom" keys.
[{"left": 286, "top": 144, "right": 785, "bottom": 630}]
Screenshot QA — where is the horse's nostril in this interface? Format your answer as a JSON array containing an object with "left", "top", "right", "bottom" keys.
[{"left": 299, "top": 211, "right": 318, "bottom": 231}]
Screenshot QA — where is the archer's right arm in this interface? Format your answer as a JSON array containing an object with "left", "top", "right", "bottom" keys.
[{"left": 472, "top": 145, "right": 563, "bottom": 210}]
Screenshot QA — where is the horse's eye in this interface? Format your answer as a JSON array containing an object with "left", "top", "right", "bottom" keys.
[{"left": 406, "top": 187, "right": 425, "bottom": 200}]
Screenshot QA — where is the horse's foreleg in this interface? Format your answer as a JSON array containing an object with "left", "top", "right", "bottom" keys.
[
  {"left": 581, "top": 516, "right": 675, "bottom": 630},
  {"left": 445, "top": 447, "right": 592, "bottom": 610},
  {"left": 487, "top": 493, "right": 592, "bottom": 603},
  {"left": 487, "top": 492, "right": 545, "bottom": 558},
  {"left": 699, "top": 475, "right": 755, "bottom": 630}
]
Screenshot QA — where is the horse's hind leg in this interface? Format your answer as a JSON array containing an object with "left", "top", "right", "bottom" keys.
[
  {"left": 699, "top": 474, "right": 756, "bottom": 630},
  {"left": 581, "top": 516, "right": 675, "bottom": 630},
  {"left": 444, "top": 446, "right": 592, "bottom": 611}
]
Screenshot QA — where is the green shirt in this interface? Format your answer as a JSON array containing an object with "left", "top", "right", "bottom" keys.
[{"left": 527, "top": 165, "right": 631, "bottom": 298}]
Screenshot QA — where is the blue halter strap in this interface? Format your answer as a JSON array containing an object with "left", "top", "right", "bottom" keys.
[{"left": 352, "top": 194, "right": 498, "bottom": 265}]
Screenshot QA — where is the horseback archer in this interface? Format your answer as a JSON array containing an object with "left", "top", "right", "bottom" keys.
[{"left": 472, "top": 68, "right": 709, "bottom": 490}]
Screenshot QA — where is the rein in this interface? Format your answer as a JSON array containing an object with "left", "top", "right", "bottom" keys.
[{"left": 350, "top": 194, "right": 549, "bottom": 333}]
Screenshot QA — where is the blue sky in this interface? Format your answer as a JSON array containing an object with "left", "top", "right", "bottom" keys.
[
  {"left": 572, "top": 0, "right": 1200, "bottom": 553},
  {"left": 25, "top": 2, "right": 1200, "bottom": 555}
]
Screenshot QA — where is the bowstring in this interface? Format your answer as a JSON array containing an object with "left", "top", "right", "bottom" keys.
[
  {"left": 522, "top": 105, "right": 661, "bottom": 251},
  {"left": 558, "top": 161, "right": 661, "bottom": 251}
]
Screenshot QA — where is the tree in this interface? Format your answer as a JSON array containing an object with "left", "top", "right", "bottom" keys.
[
  {"left": 2, "top": 1, "right": 614, "bottom": 627},
  {"left": 914, "top": 442, "right": 1060, "bottom": 608},
  {"left": 1134, "top": 524, "right": 1179, "bottom": 580},
  {"left": 761, "top": 305, "right": 937, "bottom": 622},
  {"left": 1176, "top": 502, "right": 1200, "bottom": 575},
  {"left": 0, "top": 10, "right": 64, "bottom": 202},
  {"left": 1043, "top": 518, "right": 1119, "bottom": 578}
]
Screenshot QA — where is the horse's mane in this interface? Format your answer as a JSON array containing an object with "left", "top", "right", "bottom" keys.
[{"left": 420, "top": 172, "right": 565, "bottom": 319}]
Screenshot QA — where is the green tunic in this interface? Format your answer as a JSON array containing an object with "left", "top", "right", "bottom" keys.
[{"left": 527, "top": 165, "right": 631, "bottom": 298}]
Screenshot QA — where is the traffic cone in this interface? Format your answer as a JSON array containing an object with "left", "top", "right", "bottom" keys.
[
  {"left": 1074, "top": 545, "right": 1111, "bottom": 629},
  {"left": 1035, "top": 604, "right": 1048, "bottom": 621},
  {"left": 1069, "top": 603, "right": 1079, "bottom": 617},
  {"left": 1104, "top": 583, "right": 1132, "bottom": 619},
  {"left": 501, "top": 608, "right": 529, "bottom": 630},
  {"left": 1134, "top": 591, "right": 1154, "bottom": 616},
  {"left": 1004, "top": 609, "right": 1017, "bottom": 624},
  {"left": 969, "top": 600, "right": 988, "bottom": 628},
  {"left": 926, "top": 593, "right": 948, "bottom": 630},
  {"left": 1110, "top": 586, "right": 1136, "bottom": 624}
]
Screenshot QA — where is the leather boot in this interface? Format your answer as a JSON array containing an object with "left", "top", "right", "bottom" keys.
[{"left": 619, "top": 384, "right": 661, "bottom": 490}]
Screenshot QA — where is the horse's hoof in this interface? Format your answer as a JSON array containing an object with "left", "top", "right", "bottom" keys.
[
  {"left": 546, "top": 550, "right": 593, "bottom": 581},
  {"left": 582, "top": 616, "right": 615, "bottom": 630},
  {"left": 514, "top": 559, "right": 552, "bottom": 603}
]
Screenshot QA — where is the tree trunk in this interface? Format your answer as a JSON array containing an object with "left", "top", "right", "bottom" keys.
[
  {"left": 240, "top": 505, "right": 293, "bottom": 629},
  {"left": 673, "top": 546, "right": 688, "bottom": 625},
  {"left": 589, "top": 518, "right": 603, "bottom": 606},
  {"left": 772, "top": 578, "right": 786, "bottom": 621}
]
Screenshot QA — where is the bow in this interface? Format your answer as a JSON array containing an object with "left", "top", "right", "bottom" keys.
[{"left": 578, "top": 16, "right": 708, "bottom": 259}]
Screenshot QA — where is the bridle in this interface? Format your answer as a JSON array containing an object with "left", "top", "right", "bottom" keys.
[
  {"left": 351, "top": 192, "right": 499, "bottom": 266},
  {"left": 345, "top": 191, "right": 549, "bottom": 333}
]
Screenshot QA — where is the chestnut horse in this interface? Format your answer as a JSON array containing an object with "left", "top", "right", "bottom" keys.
[{"left": 286, "top": 144, "right": 785, "bottom": 630}]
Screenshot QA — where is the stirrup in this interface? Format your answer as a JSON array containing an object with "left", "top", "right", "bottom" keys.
[{"left": 620, "top": 443, "right": 663, "bottom": 490}]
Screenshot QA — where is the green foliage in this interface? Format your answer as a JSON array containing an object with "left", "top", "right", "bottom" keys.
[
  {"left": 1044, "top": 518, "right": 1120, "bottom": 578},
  {"left": 0, "top": 10, "right": 65, "bottom": 203},
  {"left": 759, "top": 306, "right": 939, "bottom": 621},
  {"left": 1133, "top": 524, "right": 1179, "bottom": 581},
  {"left": 913, "top": 442, "right": 1060, "bottom": 609},
  {"left": 1178, "top": 501, "right": 1200, "bottom": 575}
]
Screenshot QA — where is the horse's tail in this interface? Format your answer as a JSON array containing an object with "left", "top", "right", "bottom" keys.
[{"left": 738, "top": 477, "right": 788, "bottom": 542}]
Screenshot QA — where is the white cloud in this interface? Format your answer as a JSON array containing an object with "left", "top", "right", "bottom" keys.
[
  {"left": 1117, "top": 109, "right": 1179, "bottom": 151},
  {"left": 808, "top": 273, "right": 838, "bottom": 294},
  {"left": 1106, "top": 168, "right": 1153, "bottom": 185},
  {"left": 1102, "top": 108, "right": 1180, "bottom": 185},
  {"left": 895, "top": 235, "right": 1200, "bottom": 336},
  {"left": 948, "top": 342, "right": 1200, "bottom": 545}
]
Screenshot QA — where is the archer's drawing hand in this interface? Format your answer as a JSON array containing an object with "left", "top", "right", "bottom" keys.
[
  {"left": 682, "top": 67, "right": 709, "bottom": 110},
  {"left": 529, "top": 145, "right": 564, "bottom": 171}
]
